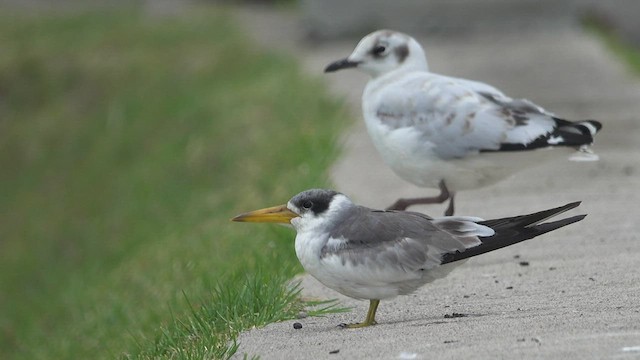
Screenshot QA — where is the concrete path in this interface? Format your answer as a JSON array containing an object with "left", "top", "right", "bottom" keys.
[{"left": 233, "top": 7, "right": 640, "bottom": 360}]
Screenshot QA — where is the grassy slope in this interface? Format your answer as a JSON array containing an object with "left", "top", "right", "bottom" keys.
[
  {"left": 597, "top": 33, "right": 640, "bottom": 73},
  {"left": 583, "top": 15, "right": 640, "bottom": 73},
  {"left": 0, "top": 8, "right": 349, "bottom": 359}
]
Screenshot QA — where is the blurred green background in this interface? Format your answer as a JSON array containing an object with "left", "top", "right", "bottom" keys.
[
  {"left": 0, "top": 5, "right": 349, "bottom": 359},
  {"left": 2, "top": 1, "right": 639, "bottom": 359}
]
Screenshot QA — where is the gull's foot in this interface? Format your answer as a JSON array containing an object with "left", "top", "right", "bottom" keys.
[
  {"left": 337, "top": 320, "right": 377, "bottom": 329},
  {"left": 385, "top": 181, "right": 453, "bottom": 213},
  {"left": 386, "top": 199, "right": 409, "bottom": 211}
]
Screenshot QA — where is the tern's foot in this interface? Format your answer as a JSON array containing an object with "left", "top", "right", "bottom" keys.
[
  {"left": 337, "top": 320, "right": 377, "bottom": 329},
  {"left": 339, "top": 299, "right": 380, "bottom": 329}
]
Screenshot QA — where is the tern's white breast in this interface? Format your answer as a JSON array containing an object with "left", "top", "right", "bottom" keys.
[{"left": 295, "top": 230, "right": 465, "bottom": 300}]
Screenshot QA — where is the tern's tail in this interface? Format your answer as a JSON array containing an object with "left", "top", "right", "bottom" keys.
[{"left": 441, "top": 202, "right": 586, "bottom": 264}]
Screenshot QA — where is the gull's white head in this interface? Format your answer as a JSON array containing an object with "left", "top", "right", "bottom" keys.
[{"left": 325, "top": 30, "right": 428, "bottom": 78}]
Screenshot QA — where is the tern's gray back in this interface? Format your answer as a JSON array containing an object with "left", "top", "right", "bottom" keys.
[{"left": 322, "top": 207, "right": 467, "bottom": 271}]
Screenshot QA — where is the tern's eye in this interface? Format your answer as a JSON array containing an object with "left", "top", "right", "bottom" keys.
[
  {"left": 372, "top": 45, "right": 387, "bottom": 56},
  {"left": 302, "top": 200, "right": 313, "bottom": 209}
]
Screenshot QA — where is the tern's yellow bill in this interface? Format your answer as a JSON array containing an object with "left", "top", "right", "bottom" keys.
[{"left": 232, "top": 204, "right": 298, "bottom": 224}]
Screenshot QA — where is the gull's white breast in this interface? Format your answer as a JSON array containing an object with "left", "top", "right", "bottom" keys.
[{"left": 361, "top": 72, "right": 574, "bottom": 191}]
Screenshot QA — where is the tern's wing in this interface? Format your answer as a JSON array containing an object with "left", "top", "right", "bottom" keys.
[
  {"left": 373, "top": 73, "right": 601, "bottom": 159},
  {"left": 322, "top": 208, "right": 493, "bottom": 272},
  {"left": 441, "top": 202, "right": 585, "bottom": 264}
]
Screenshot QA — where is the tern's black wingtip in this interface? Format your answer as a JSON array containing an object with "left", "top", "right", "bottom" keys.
[
  {"left": 573, "top": 214, "right": 588, "bottom": 222},
  {"left": 565, "top": 201, "right": 582, "bottom": 209}
]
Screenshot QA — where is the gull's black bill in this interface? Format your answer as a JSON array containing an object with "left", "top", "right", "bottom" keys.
[{"left": 324, "top": 58, "right": 359, "bottom": 73}]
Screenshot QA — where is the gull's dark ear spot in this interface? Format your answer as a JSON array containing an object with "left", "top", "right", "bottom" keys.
[{"left": 395, "top": 44, "right": 409, "bottom": 63}]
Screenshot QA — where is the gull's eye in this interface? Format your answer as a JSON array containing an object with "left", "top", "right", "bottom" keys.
[
  {"left": 302, "top": 200, "right": 313, "bottom": 209},
  {"left": 372, "top": 45, "right": 387, "bottom": 56}
]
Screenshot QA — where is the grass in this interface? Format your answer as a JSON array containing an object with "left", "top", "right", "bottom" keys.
[
  {"left": 0, "top": 7, "right": 351, "bottom": 359},
  {"left": 583, "top": 14, "right": 640, "bottom": 73}
]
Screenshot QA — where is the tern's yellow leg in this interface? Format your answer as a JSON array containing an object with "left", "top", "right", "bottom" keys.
[{"left": 340, "top": 299, "right": 380, "bottom": 329}]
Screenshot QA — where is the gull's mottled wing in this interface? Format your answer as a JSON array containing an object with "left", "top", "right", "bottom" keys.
[
  {"left": 322, "top": 207, "right": 492, "bottom": 272},
  {"left": 372, "top": 72, "right": 597, "bottom": 159}
]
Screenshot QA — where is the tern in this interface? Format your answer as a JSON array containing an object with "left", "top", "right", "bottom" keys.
[
  {"left": 232, "top": 189, "right": 585, "bottom": 328},
  {"left": 325, "top": 30, "right": 602, "bottom": 215}
]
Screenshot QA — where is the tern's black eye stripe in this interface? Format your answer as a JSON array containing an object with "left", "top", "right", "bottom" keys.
[{"left": 290, "top": 189, "right": 337, "bottom": 215}]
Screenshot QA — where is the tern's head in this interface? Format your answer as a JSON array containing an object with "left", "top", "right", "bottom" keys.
[
  {"left": 232, "top": 189, "right": 354, "bottom": 231},
  {"left": 324, "top": 30, "right": 428, "bottom": 78}
]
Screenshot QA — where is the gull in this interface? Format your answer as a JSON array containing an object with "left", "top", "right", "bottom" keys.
[
  {"left": 232, "top": 189, "right": 585, "bottom": 328},
  {"left": 325, "top": 30, "right": 602, "bottom": 215}
]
